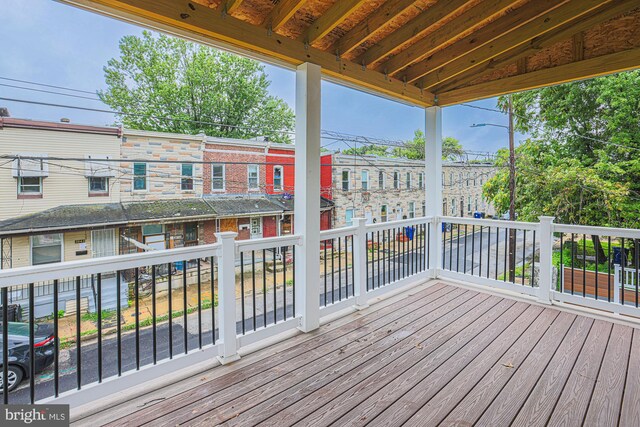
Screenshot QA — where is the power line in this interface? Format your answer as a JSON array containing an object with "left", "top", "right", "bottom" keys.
[
  {"left": 0, "top": 83, "right": 102, "bottom": 101},
  {"left": 0, "top": 77, "right": 98, "bottom": 95}
]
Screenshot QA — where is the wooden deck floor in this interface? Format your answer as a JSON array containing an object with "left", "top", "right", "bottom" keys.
[{"left": 77, "top": 281, "right": 640, "bottom": 427}]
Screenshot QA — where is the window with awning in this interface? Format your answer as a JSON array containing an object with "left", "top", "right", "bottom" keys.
[{"left": 11, "top": 153, "right": 49, "bottom": 178}]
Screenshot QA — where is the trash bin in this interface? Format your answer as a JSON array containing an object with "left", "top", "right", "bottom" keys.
[
  {"left": 473, "top": 212, "right": 482, "bottom": 219},
  {"left": 613, "top": 247, "right": 628, "bottom": 265},
  {"left": 0, "top": 304, "right": 22, "bottom": 322}
]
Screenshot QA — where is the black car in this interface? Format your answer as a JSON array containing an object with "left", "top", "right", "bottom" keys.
[{"left": 0, "top": 322, "right": 55, "bottom": 392}]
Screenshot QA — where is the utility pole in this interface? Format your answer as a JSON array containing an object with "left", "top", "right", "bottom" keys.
[{"left": 508, "top": 94, "right": 517, "bottom": 282}]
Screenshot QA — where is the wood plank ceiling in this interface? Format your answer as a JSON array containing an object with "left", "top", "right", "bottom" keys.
[{"left": 62, "top": 0, "right": 640, "bottom": 107}]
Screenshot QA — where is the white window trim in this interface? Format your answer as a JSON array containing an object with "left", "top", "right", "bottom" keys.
[
  {"left": 18, "top": 176, "right": 43, "bottom": 195},
  {"left": 30, "top": 233, "right": 64, "bottom": 266},
  {"left": 181, "top": 163, "right": 194, "bottom": 192},
  {"left": 361, "top": 170, "right": 369, "bottom": 190},
  {"left": 409, "top": 202, "right": 415, "bottom": 218},
  {"left": 345, "top": 208, "right": 355, "bottom": 226},
  {"left": 381, "top": 204, "right": 388, "bottom": 222},
  {"left": 91, "top": 229, "right": 116, "bottom": 258},
  {"left": 406, "top": 172, "right": 412, "bottom": 189},
  {"left": 393, "top": 171, "right": 399, "bottom": 189},
  {"left": 378, "top": 171, "right": 385, "bottom": 190},
  {"left": 273, "top": 165, "right": 284, "bottom": 192},
  {"left": 88, "top": 177, "right": 109, "bottom": 195},
  {"left": 132, "top": 162, "right": 148, "bottom": 192},
  {"left": 342, "top": 170, "right": 351, "bottom": 191},
  {"left": 248, "top": 164, "right": 260, "bottom": 191},
  {"left": 211, "top": 164, "right": 226, "bottom": 192}
]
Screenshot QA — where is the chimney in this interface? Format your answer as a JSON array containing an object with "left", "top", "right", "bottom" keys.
[{"left": 0, "top": 107, "right": 9, "bottom": 117}]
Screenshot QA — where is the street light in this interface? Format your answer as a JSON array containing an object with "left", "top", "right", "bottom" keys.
[{"left": 470, "top": 95, "right": 517, "bottom": 281}]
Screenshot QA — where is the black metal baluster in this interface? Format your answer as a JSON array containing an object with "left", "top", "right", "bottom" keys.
[
  {"left": 463, "top": 224, "right": 468, "bottom": 273},
  {"left": 240, "top": 252, "right": 245, "bottom": 333},
  {"left": 272, "top": 250, "right": 276, "bottom": 323},
  {"left": 607, "top": 237, "right": 611, "bottom": 302},
  {"left": 595, "top": 237, "right": 599, "bottom": 300},
  {"left": 211, "top": 256, "right": 216, "bottom": 343},
  {"left": 167, "top": 264, "right": 173, "bottom": 359},
  {"left": 324, "top": 241, "right": 328, "bottom": 304},
  {"left": 283, "top": 246, "right": 288, "bottom": 320},
  {"left": 97, "top": 273, "right": 102, "bottom": 382},
  {"left": 532, "top": 231, "right": 536, "bottom": 287},
  {"left": 487, "top": 227, "right": 492, "bottom": 278},
  {"left": 117, "top": 272, "right": 122, "bottom": 373},
  {"left": 559, "top": 234, "right": 564, "bottom": 292},
  {"left": 338, "top": 237, "right": 343, "bottom": 300},
  {"left": 393, "top": 229, "right": 397, "bottom": 283},
  {"left": 197, "top": 261, "right": 202, "bottom": 349},
  {"left": 449, "top": 224, "right": 454, "bottom": 271},
  {"left": 427, "top": 223, "right": 431, "bottom": 270},
  {"left": 442, "top": 223, "right": 446, "bottom": 269},
  {"left": 135, "top": 268, "right": 140, "bottom": 367},
  {"left": 152, "top": 265, "right": 158, "bottom": 365},
  {"left": 331, "top": 239, "right": 335, "bottom": 303},
  {"left": 635, "top": 239, "right": 639, "bottom": 307},
  {"left": 522, "top": 230, "right": 526, "bottom": 286},
  {"left": 582, "top": 235, "right": 587, "bottom": 298},
  {"left": 377, "top": 231, "right": 381, "bottom": 288},
  {"left": 456, "top": 224, "right": 461, "bottom": 273},
  {"left": 2, "top": 287, "right": 8, "bottom": 403},
  {"left": 622, "top": 238, "right": 626, "bottom": 305},
  {"left": 29, "top": 282, "right": 35, "bottom": 403},
  {"left": 182, "top": 261, "right": 188, "bottom": 353},
  {"left": 292, "top": 246, "right": 296, "bottom": 313},
  {"left": 53, "top": 279, "right": 59, "bottom": 397},
  {"left": 471, "top": 225, "right": 475, "bottom": 275},
  {"left": 252, "top": 251, "right": 257, "bottom": 331},
  {"left": 479, "top": 226, "right": 483, "bottom": 277},
  {"left": 503, "top": 228, "right": 508, "bottom": 282},
  {"left": 382, "top": 232, "right": 387, "bottom": 285},
  {"left": 351, "top": 235, "right": 355, "bottom": 296},
  {"left": 263, "top": 249, "right": 267, "bottom": 327},
  {"left": 76, "top": 276, "right": 81, "bottom": 390},
  {"left": 571, "top": 233, "right": 575, "bottom": 294}
]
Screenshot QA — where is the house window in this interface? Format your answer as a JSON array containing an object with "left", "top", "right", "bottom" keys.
[
  {"left": 449, "top": 172, "right": 453, "bottom": 187},
  {"left": 422, "top": 204, "right": 426, "bottom": 217},
  {"left": 133, "top": 162, "right": 147, "bottom": 191},
  {"left": 378, "top": 171, "right": 384, "bottom": 189},
  {"left": 473, "top": 174, "right": 477, "bottom": 186},
  {"left": 443, "top": 198, "right": 447, "bottom": 215},
  {"left": 418, "top": 173, "right": 424, "bottom": 189},
  {"left": 185, "top": 223, "right": 198, "bottom": 245},
  {"left": 273, "top": 166, "right": 283, "bottom": 191},
  {"left": 248, "top": 164, "right": 259, "bottom": 190},
  {"left": 345, "top": 208, "right": 354, "bottom": 226},
  {"left": 441, "top": 172, "right": 445, "bottom": 188},
  {"left": 31, "top": 233, "right": 62, "bottom": 265},
  {"left": 181, "top": 163, "right": 194, "bottom": 191},
  {"left": 381, "top": 205, "right": 387, "bottom": 222},
  {"left": 475, "top": 197, "right": 479, "bottom": 211},
  {"left": 361, "top": 170, "right": 369, "bottom": 190},
  {"left": 458, "top": 173, "right": 463, "bottom": 188},
  {"left": 18, "top": 177, "right": 42, "bottom": 194},
  {"left": 451, "top": 199, "right": 456, "bottom": 216},
  {"left": 393, "top": 172, "right": 399, "bottom": 189},
  {"left": 406, "top": 172, "right": 412, "bottom": 189},
  {"left": 468, "top": 196, "right": 472, "bottom": 213},
  {"left": 89, "top": 177, "right": 108, "bottom": 195},
  {"left": 342, "top": 170, "right": 350, "bottom": 191},
  {"left": 91, "top": 229, "right": 115, "bottom": 258},
  {"left": 409, "top": 202, "right": 415, "bottom": 219},
  {"left": 211, "top": 164, "right": 225, "bottom": 191}
]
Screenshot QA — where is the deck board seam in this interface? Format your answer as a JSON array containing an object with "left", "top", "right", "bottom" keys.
[
  {"left": 107, "top": 284, "right": 458, "bottom": 426},
  {"left": 253, "top": 295, "right": 509, "bottom": 427},
  {"left": 178, "top": 290, "right": 492, "bottom": 426},
  {"left": 580, "top": 322, "right": 614, "bottom": 426},
  {"left": 393, "top": 303, "right": 547, "bottom": 426}
]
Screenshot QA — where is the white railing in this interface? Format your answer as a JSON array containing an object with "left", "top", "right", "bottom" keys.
[{"left": 0, "top": 217, "right": 435, "bottom": 408}]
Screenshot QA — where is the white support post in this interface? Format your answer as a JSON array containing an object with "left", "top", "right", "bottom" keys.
[
  {"left": 294, "top": 62, "right": 321, "bottom": 333},
  {"left": 538, "top": 216, "right": 555, "bottom": 304},
  {"left": 216, "top": 231, "right": 240, "bottom": 365},
  {"left": 352, "top": 218, "right": 369, "bottom": 310},
  {"left": 425, "top": 106, "right": 443, "bottom": 276}
]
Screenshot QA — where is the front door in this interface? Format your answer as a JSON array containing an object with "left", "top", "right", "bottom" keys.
[{"left": 250, "top": 217, "right": 263, "bottom": 239}]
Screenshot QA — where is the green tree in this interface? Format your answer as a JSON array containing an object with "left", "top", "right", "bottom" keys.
[
  {"left": 393, "top": 130, "right": 464, "bottom": 160},
  {"left": 485, "top": 71, "right": 640, "bottom": 256},
  {"left": 99, "top": 31, "right": 294, "bottom": 143},
  {"left": 342, "top": 144, "right": 390, "bottom": 157}
]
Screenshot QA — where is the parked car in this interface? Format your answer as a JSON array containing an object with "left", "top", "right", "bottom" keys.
[{"left": 0, "top": 322, "right": 55, "bottom": 391}]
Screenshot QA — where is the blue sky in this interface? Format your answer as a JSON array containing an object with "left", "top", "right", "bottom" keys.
[{"left": 0, "top": 0, "right": 525, "bottom": 153}]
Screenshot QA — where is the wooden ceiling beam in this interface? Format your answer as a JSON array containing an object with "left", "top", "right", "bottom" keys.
[
  {"left": 329, "top": 0, "right": 420, "bottom": 56},
  {"left": 61, "top": 0, "right": 434, "bottom": 106},
  {"left": 437, "top": 47, "right": 640, "bottom": 105},
  {"left": 356, "top": 0, "right": 470, "bottom": 67},
  {"left": 430, "top": 0, "right": 635, "bottom": 93},
  {"left": 263, "top": 0, "right": 308, "bottom": 32},
  {"left": 375, "top": 0, "right": 516, "bottom": 76},
  {"left": 218, "top": 0, "right": 243, "bottom": 14},
  {"left": 304, "top": 0, "right": 369, "bottom": 45},
  {"left": 397, "top": 0, "right": 566, "bottom": 83},
  {"left": 418, "top": 0, "right": 611, "bottom": 91}
]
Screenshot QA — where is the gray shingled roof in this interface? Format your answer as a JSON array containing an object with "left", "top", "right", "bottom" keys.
[
  {"left": 266, "top": 194, "right": 335, "bottom": 211},
  {"left": 0, "top": 203, "right": 128, "bottom": 234},
  {"left": 0, "top": 195, "right": 335, "bottom": 235},
  {"left": 203, "top": 196, "right": 283, "bottom": 217}
]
